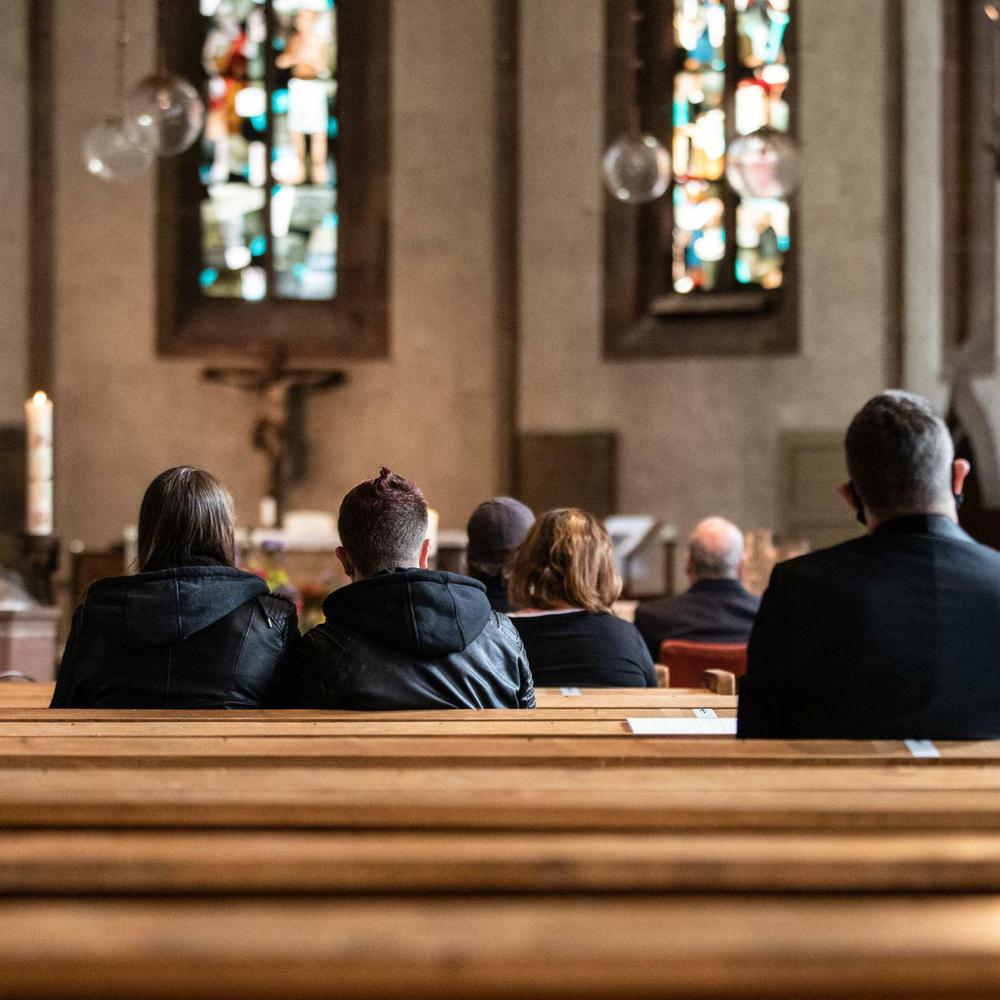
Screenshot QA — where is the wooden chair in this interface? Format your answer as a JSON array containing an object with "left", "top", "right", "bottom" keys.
[{"left": 659, "top": 640, "right": 748, "bottom": 688}]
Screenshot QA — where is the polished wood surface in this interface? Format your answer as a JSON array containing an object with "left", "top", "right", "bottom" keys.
[
  {"left": 3, "top": 896, "right": 1000, "bottom": 999},
  {"left": 6, "top": 829, "right": 1000, "bottom": 894},
  {"left": 4, "top": 676, "right": 998, "bottom": 999},
  {"left": 2, "top": 763, "right": 1000, "bottom": 829},
  {"left": 0, "top": 683, "right": 738, "bottom": 710}
]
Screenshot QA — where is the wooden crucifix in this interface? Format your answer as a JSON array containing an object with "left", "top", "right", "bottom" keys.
[{"left": 203, "top": 348, "right": 346, "bottom": 522}]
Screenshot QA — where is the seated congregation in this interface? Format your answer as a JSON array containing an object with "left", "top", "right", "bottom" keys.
[{"left": 48, "top": 390, "right": 1000, "bottom": 741}]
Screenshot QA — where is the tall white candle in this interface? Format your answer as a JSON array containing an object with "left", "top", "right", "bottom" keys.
[{"left": 25, "top": 391, "right": 54, "bottom": 536}]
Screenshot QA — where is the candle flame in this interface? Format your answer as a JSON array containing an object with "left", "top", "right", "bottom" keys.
[{"left": 31, "top": 391, "right": 48, "bottom": 406}]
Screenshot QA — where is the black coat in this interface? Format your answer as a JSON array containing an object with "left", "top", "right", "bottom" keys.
[
  {"left": 511, "top": 610, "right": 657, "bottom": 688},
  {"left": 738, "top": 515, "right": 1000, "bottom": 739},
  {"left": 288, "top": 568, "right": 535, "bottom": 710},
  {"left": 634, "top": 578, "right": 760, "bottom": 660},
  {"left": 50, "top": 564, "right": 297, "bottom": 708}
]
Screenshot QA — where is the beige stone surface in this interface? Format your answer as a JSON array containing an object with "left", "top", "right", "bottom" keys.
[
  {"left": 519, "top": 0, "right": 890, "bottom": 556},
  {"left": 7, "top": 0, "right": 905, "bottom": 561},
  {"left": 50, "top": 0, "right": 501, "bottom": 547},
  {"left": 0, "top": 0, "right": 29, "bottom": 423}
]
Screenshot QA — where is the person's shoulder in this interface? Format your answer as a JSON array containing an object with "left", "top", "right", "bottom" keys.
[
  {"left": 254, "top": 591, "right": 297, "bottom": 628},
  {"left": 255, "top": 591, "right": 295, "bottom": 615},
  {"left": 768, "top": 535, "right": 869, "bottom": 580},
  {"left": 582, "top": 610, "right": 643, "bottom": 640},
  {"left": 634, "top": 594, "right": 683, "bottom": 621},
  {"left": 300, "top": 616, "right": 354, "bottom": 655},
  {"left": 944, "top": 532, "right": 1000, "bottom": 582},
  {"left": 950, "top": 530, "right": 1000, "bottom": 560},
  {"left": 484, "top": 610, "right": 527, "bottom": 650}
]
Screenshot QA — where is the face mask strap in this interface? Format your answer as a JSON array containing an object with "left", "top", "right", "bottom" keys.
[{"left": 847, "top": 481, "right": 867, "bottom": 526}]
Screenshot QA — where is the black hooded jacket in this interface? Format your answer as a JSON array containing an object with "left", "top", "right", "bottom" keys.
[
  {"left": 289, "top": 568, "right": 535, "bottom": 709},
  {"left": 50, "top": 564, "right": 297, "bottom": 708}
]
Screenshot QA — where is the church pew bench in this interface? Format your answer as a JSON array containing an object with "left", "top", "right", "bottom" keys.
[
  {"left": 0, "top": 733, "right": 994, "bottom": 766},
  {"left": 4, "top": 761, "right": 1000, "bottom": 830},
  {"left": 0, "top": 715, "right": 991, "bottom": 763},
  {"left": 0, "top": 682, "right": 739, "bottom": 710},
  {"left": 0, "top": 706, "right": 738, "bottom": 722},
  {"left": 7, "top": 828, "right": 1000, "bottom": 895},
  {"left": 2, "top": 895, "right": 1000, "bottom": 999},
  {"left": 0, "top": 716, "right": 735, "bottom": 738}
]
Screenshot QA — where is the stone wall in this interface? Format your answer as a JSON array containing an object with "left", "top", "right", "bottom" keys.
[
  {"left": 519, "top": 0, "right": 892, "bottom": 546},
  {"left": 49, "top": 0, "right": 502, "bottom": 547},
  {"left": 0, "top": 0, "right": 29, "bottom": 424},
  {"left": 1, "top": 0, "right": 905, "bottom": 552}
]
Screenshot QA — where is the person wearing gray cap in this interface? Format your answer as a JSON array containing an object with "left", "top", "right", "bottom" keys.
[{"left": 466, "top": 497, "right": 535, "bottom": 614}]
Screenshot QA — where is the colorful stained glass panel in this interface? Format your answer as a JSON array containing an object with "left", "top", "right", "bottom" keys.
[
  {"left": 669, "top": 0, "right": 793, "bottom": 295},
  {"left": 198, "top": 0, "right": 337, "bottom": 303}
]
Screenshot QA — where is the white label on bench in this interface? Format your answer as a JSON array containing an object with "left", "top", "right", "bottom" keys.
[
  {"left": 904, "top": 739, "right": 940, "bottom": 758},
  {"left": 628, "top": 717, "right": 736, "bottom": 735},
  {"left": 560, "top": 687, "right": 581, "bottom": 696},
  {"left": 692, "top": 708, "right": 718, "bottom": 719}
]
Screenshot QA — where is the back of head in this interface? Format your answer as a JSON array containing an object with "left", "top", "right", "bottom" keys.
[
  {"left": 465, "top": 496, "right": 535, "bottom": 580},
  {"left": 508, "top": 508, "right": 621, "bottom": 613},
  {"left": 137, "top": 466, "right": 236, "bottom": 573},
  {"left": 845, "top": 391, "right": 954, "bottom": 519},
  {"left": 338, "top": 467, "right": 428, "bottom": 578},
  {"left": 688, "top": 516, "right": 744, "bottom": 580}
]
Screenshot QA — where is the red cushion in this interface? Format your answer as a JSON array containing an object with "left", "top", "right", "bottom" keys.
[{"left": 658, "top": 640, "right": 748, "bottom": 688}]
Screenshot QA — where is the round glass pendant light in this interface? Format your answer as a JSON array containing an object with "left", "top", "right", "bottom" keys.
[
  {"left": 82, "top": 117, "right": 155, "bottom": 183},
  {"left": 602, "top": 133, "right": 671, "bottom": 205},
  {"left": 725, "top": 126, "right": 801, "bottom": 200},
  {"left": 127, "top": 73, "right": 205, "bottom": 156}
]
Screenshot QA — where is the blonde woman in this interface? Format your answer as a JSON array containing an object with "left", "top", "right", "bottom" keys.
[{"left": 508, "top": 508, "right": 655, "bottom": 688}]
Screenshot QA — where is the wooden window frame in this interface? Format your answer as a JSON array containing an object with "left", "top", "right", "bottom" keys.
[
  {"left": 941, "top": 0, "right": 995, "bottom": 370},
  {"left": 603, "top": 0, "right": 799, "bottom": 359},
  {"left": 156, "top": 0, "right": 390, "bottom": 361}
]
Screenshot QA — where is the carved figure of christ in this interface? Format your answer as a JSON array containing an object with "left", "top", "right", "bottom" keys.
[{"left": 203, "top": 351, "right": 345, "bottom": 521}]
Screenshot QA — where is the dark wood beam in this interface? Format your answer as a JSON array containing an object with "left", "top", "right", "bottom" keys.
[
  {"left": 28, "top": 0, "right": 55, "bottom": 394},
  {"left": 495, "top": 0, "right": 520, "bottom": 494}
]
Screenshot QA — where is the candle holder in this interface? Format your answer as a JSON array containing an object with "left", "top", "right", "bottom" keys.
[{"left": 21, "top": 534, "right": 60, "bottom": 607}]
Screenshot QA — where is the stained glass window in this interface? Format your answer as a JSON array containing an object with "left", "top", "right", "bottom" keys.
[
  {"left": 199, "top": 0, "right": 337, "bottom": 303},
  {"left": 671, "top": 0, "right": 793, "bottom": 295}
]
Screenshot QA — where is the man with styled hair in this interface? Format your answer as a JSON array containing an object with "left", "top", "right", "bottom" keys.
[
  {"left": 290, "top": 468, "right": 534, "bottom": 709},
  {"left": 634, "top": 516, "right": 760, "bottom": 660},
  {"left": 737, "top": 390, "right": 1000, "bottom": 739}
]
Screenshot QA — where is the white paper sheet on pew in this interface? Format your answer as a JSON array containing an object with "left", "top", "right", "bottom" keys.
[{"left": 627, "top": 717, "right": 737, "bottom": 735}]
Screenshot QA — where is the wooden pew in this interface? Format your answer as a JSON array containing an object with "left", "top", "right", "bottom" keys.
[
  {"left": 2, "top": 759, "right": 1000, "bottom": 829},
  {"left": 0, "top": 729, "right": 991, "bottom": 763},
  {"left": 8, "top": 688, "right": 1000, "bottom": 1000},
  {"left": 7, "top": 828, "right": 1000, "bottom": 894},
  {"left": 2, "top": 895, "right": 1000, "bottom": 999},
  {"left": 0, "top": 683, "right": 739, "bottom": 710},
  {"left": 0, "top": 708, "right": 736, "bottom": 729}
]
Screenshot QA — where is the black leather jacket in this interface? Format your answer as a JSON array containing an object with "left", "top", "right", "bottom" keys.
[
  {"left": 288, "top": 569, "right": 535, "bottom": 709},
  {"left": 50, "top": 564, "right": 297, "bottom": 708}
]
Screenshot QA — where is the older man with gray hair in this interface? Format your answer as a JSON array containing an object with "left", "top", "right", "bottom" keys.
[
  {"left": 737, "top": 390, "right": 1000, "bottom": 740},
  {"left": 634, "top": 516, "right": 760, "bottom": 662}
]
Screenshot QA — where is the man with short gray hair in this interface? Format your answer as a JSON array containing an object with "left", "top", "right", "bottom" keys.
[
  {"left": 634, "top": 516, "right": 760, "bottom": 661},
  {"left": 737, "top": 390, "right": 1000, "bottom": 739}
]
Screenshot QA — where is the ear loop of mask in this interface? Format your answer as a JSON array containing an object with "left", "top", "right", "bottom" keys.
[
  {"left": 849, "top": 481, "right": 966, "bottom": 525},
  {"left": 847, "top": 482, "right": 867, "bottom": 526}
]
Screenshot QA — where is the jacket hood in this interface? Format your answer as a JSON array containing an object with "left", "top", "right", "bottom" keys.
[
  {"left": 83, "top": 565, "right": 270, "bottom": 647},
  {"left": 323, "top": 569, "right": 493, "bottom": 657}
]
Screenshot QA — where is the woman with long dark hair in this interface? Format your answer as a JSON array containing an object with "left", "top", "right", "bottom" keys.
[{"left": 50, "top": 467, "right": 297, "bottom": 708}]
